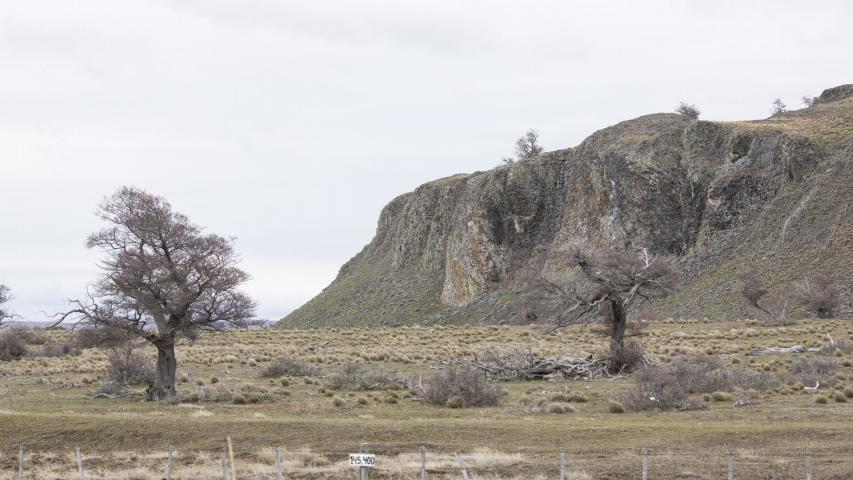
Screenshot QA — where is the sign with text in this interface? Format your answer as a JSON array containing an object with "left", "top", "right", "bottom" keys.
[{"left": 349, "top": 453, "right": 376, "bottom": 468}]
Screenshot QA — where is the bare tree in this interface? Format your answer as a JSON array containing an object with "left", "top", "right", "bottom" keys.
[
  {"left": 737, "top": 271, "right": 770, "bottom": 316},
  {"left": 675, "top": 102, "right": 700, "bottom": 119},
  {"left": 737, "top": 271, "right": 791, "bottom": 324},
  {"left": 0, "top": 285, "right": 14, "bottom": 326},
  {"left": 801, "top": 95, "right": 817, "bottom": 107},
  {"left": 523, "top": 247, "right": 679, "bottom": 368},
  {"left": 53, "top": 187, "right": 256, "bottom": 399},
  {"left": 771, "top": 98, "right": 787, "bottom": 115},
  {"left": 514, "top": 129, "right": 543, "bottom": 160},
  {"left": 793, "top": 274, "right": 841, "bottom": 318}
]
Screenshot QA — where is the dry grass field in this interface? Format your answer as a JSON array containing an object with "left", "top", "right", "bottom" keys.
[{"left": 1, "top": 318, "right": 852, "bottom": 479}]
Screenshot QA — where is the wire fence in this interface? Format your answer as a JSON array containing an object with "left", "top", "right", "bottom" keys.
[{"left": 2, "top": 443, "right": 852, "bottom": 479}]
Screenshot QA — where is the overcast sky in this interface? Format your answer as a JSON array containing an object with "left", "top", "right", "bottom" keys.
[{"left": 1, "top": 1, "right": 851, "bottom": 322}]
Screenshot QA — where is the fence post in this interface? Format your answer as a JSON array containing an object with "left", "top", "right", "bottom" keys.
[
  {"left": 359, "top": 443, "right": 369, "bottom": 480},
  {"left": 456, "top": 453, "right": 470, "bottom": 480},
  {"left": 167, "top": 447, "right": 173, "bottom": 480},
  {"left": 805, "top": 450, "right": 812, "bottom": 480},
  {"left": 727, "top": 449, "right": 734, "bottom": 480},
  {"left": 420, "top": 446, "right": 427, "bottom": 480},
  {"left": 221, "top": 448, "right": 228, "bottom": 480},
  {"left": 274, "top": 447, "right": 284, "bottom": 480},
  {"left": 227, "top": 437, "right": 237, "bottom": 480},
  {"left": 75, "top": 447, "right": 84, "bottom": 480},
  {"left": 18, "top": 447, "right": 24, "bottom": 480},
  {"left": 559, "top": 449, "right": 566, "bottom": 480},
  {"left": 641, "top": 448, "right": 648, "bottom": 480}
]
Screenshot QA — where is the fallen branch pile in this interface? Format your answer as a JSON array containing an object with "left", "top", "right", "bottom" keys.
[
  {"left": 746, "top": 345, "right": 821, "bottom": 356},
  {"left": 441, "top": 345, "right": 638, "bottom": 381}
]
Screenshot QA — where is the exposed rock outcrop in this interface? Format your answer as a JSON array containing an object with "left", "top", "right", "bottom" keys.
[{"left": 282, "top": 86, "right": 853, "bottom": 328}]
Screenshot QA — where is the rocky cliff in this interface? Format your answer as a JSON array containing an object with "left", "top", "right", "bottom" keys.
[{"left": 281, "top": 85, "right": 853, "bottom": 328}]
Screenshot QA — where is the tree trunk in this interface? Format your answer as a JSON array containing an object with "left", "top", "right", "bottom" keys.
[
  {"left": 146, "top": 339, "right": 177, "bottom": 401},
  {"left": 608, "top": 299, "right": 627, "bottom": 357}
]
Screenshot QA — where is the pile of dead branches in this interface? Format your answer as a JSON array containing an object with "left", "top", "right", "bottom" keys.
[{"left": 441, "top": 345, "right": 636, "bottom": 381}]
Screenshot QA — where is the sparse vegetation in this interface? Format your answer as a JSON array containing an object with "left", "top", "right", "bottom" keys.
[{"left": 0, "top": 320, "right": 851, "bottom": 478}]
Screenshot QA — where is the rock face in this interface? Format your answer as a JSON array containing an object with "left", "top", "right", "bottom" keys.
[{"left": 281, "top": 85, "right": 853, "bottom": 328}]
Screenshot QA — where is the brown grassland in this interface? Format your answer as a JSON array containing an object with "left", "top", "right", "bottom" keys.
[{"left": 1, "top": 318, "right": 852, "bottom": 479}]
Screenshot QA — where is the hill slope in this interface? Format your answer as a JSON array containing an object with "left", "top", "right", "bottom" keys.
[{"left": 281, "top": 85, "right": 853, "bottom": 328}]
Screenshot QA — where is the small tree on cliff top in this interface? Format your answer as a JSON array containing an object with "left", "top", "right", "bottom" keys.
[
  {"left": 53, "top": 187, "right": 256, "bottom": 399},
  {"left": 0, "top": 285, "right": 14, "bottom": 326},
  {"left": 523, "top": 247, "right": 679, "bottom": 370}
]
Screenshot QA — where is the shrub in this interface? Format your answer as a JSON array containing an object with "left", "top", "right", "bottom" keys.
[
  {"left": 845, "top": 387, "right": 853, "bottom": 399},
  {"left": 0, "top": 329, "right": 28, "bottom": 361},
  {"left": 40, "top": 341, "right": 80, "bottom": 358},
  {"left": 261, "top": 356, "right": 318, "bottom": 378},
  {"left": 547, "top": 403, "right": 574, "bottom": 414},
  {"left": 73, "top": 326, "right": 136, "bottom": 350},
  {"left": 792, "top": 275, "right": 841, "bottom": 318},
  {"left": 675, "top": 102, "right": 700, "bottom": 119},
  {"left": 624, "top": 354, "right": 780, "bottom": 411},
  {"left": 326, "top": 363, "right": 403, "bottom": 391},
  {"left": 815, "top": 395, "right": 828, "bottom": 404},
  {"left": 771, "top": 98, "right": 787, "bottom": 115},
  {"left": 105, "top": 349, "right": 156, "bottom": 385},
  {"left": 791, "top": 357, "right": 837, "bottom": 387},
  {"left": 607, "top": 401, "right": 625, "bottom": 413},
  {"left": 423, "top": 366, "right": 505, "bottom": 408},
  {"left": 95, "top": 381, "right": 132, "bottom": 396},
  {"left": 711, "top": 391, "right": 731, "bottom": 402},
  {"left": 834, "top": 392, "right": 847, "bottom": 403},
  {"left": 333, "top": 397, "right": 345, "bottom": 407},
  {"left": 609, "top": 341, "right": 645, "bottom": 372}
]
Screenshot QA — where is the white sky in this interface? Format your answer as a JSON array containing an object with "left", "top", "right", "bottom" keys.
[{"left": 1, "top": 0, "right": 851, "bottom": 321}]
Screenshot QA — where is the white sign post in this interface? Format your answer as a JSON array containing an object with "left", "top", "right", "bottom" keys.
[
  {"left": 351, "top": 446, "right": 375, "bottom": 480},
  {"left": 349, "top": 453, "right": 376, "bottom": 467}
]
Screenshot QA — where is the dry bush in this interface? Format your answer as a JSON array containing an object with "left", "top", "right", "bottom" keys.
[
  {"left": 514, "top": 129, "right": 543, "bottom": 161},
  {"left": 0, "top": 328, "right": 28, "bottom": 361},
  {"left": 260, "top": 355, "right": 318, "bottom": 377},
  {"left": 39, "top": 340, "right": 80, "bottom": 358},
  {"left": 792, "top": 275, "right": 842, "bottom": 318},
  {"left": 422, "top": 366, "right": 505, "bottom": 408},
  {"left": 771, "top": 98, "right": 787, "bottom": 115},
  {"left": 73, "top": 326, "right": 137, "bottom": 350},
  {"left": 608, "top": 341, "right": 645, "bottom": 373},
  {"left": 624, "top": 354, "right": 779, "bottom": 411},
  {"left": 790, "top": 357, "right": 837, "bottom": 387},
  {"left": 737, "top": 271, "right": 795, "bottom": 325},
  {"left": 675, "top": 102, "right": 700, "bottom": 119},
  {"left": 105, "top": 348, "right": 156, "bottom": 385},
  {"left": 326, "top": 362, "right": 403, "bottom": 391}
]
